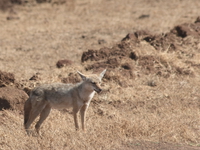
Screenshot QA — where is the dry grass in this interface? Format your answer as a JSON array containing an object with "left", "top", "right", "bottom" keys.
[
  {"left": 1, "top": 0, "right": 200, "bottom": 149},
  {"left": 1, "top": 77, "right": 200, "bottom": 149}
]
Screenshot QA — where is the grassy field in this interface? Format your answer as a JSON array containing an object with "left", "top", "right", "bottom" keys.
[{"left": 0, "top": 0, "right": 200, "bottom": 149}]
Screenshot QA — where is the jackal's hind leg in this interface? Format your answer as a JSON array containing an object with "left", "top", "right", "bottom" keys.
[
  {"left": 24, "top": 98, "right": 32, "bottom": 126},
  {"left": 24, "top": 102, "right": 47, "bottom": 135},
  {"left": 35, "top": 104, "right": 51, "bottom": 135}
]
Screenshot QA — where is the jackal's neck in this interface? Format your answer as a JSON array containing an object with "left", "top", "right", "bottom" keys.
[{"left": 77, "top": 81, "right": 95, "bottom": 102}]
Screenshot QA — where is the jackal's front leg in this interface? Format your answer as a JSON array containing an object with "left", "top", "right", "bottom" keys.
[
  {"left": 73, "top": 107, "right": 80, "bottom": 130},
  {"left": 80, "top": 104, "right": 88, "bottom": 131}
]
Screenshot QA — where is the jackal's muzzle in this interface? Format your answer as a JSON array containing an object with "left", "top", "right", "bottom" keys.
[{"left": 94, "top": 88, "right": 102, "bottom": 93}]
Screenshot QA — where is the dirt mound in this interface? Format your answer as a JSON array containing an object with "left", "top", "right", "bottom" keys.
[
  {"left": 82, "top": 38, "right": 169, "bottom": 82},
  {"left": 61, "top": 72, "right": 81, "bottom": 84},
  {"left": 82, "top": 43, "right": 136, "bottom": 86},
  {"left": 143, "top": 17, "right": 200, "bottom": 51},
  {"left": 82, "top": 45, "right": 137, "bottom": 63},
  {"left": 0, "top": 70, "right": 30, "bottom": 111},
  {"left": 81, "top": 18, "right": 200, "bottom": 85},
  {"left": 56, "top": 59, "right": 73, "bottom": 68},
  {"left": 171, "top": 23, "right": 200, "bottom": 38},
  {"left": 0, "top": 70, "right": 15, "bottom": 87},
  {"left": 0, "top": 86, "right": 28, "bottom": 112},
  {"left": 143, "top": 32, "right": 181, "bottom": 52}
]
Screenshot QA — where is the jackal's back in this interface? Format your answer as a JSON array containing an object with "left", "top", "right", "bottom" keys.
[{"left": 30, "top": 83, "right": 76, "bottom": 109}]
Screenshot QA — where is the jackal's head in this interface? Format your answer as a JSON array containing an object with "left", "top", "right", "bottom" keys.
[{"left": 77, "top": 69, "right": 106, "bottom": 93}]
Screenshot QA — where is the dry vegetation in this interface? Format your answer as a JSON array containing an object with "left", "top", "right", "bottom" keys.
[{"left": 1, "top": 0, "right": 200, "bottom": 149}]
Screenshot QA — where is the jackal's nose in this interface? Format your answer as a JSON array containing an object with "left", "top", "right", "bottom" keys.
[{"left": 95, "top": 88, "right": 102, "bottom": 93}]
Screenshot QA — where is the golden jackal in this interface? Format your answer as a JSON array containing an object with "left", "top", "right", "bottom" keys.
[{"left": 24, "top": 69, "right": 106, "bottom": 135}]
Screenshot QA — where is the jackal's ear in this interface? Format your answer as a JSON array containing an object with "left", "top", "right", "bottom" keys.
[
  {"left": 99, "top": 69, "right": 106, "bottom": 80},
  {"left": 77, "top": 71, "right": 87, "bottom": 81}
]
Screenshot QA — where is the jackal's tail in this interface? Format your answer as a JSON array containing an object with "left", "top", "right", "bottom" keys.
[{"left": 24, "top": 98, "right": 32, "bottom": 126}]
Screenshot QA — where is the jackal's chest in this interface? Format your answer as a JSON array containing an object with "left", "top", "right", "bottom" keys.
[
  {"left": 82, "top": 91, "right": 95, "bottom": 104},
  {"left": 89, "top": 92, "right": 95, "bottom": 100}
]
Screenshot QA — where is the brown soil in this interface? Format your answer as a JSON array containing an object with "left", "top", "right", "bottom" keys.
[
  {"left": 82, "top": 20, "right": 198, "bottom": 84},
  {"left": 56, "top": 59, "right": 73, "bottom": 68},
  {"left": 0, "top": 86, "right": 28, "bottom": 112},
  {"left": 0, "top": 70, "right": 15, "bottom": 87}
]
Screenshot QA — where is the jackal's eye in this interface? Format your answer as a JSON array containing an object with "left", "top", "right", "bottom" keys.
[{"left": 91, "top": 81, "right": 96, "bottom": 85}]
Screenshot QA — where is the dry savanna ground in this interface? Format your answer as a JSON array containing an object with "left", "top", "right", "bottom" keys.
[{"left": 0, "top": 0, "right": 200, "bottom": 149}]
